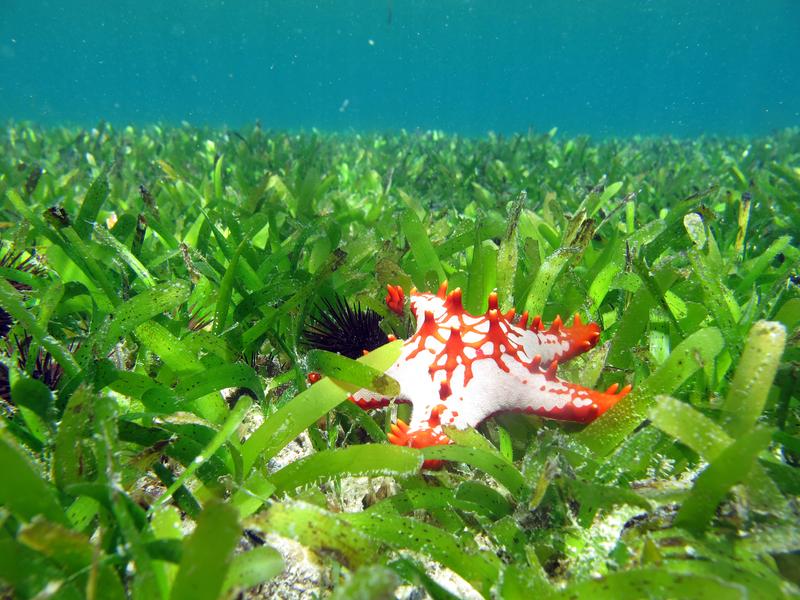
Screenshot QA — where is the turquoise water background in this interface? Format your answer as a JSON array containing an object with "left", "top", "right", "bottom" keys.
[{"left": 1, "top": 1, "right": 798, "bottom": 137}]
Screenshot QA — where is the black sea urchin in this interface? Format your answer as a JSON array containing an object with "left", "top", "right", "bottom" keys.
[
  {"left": 0, "top": 336, "right": 66, "bottom": 411},
  {"left": 303, "top": 295, "right": 388, "bottom": 359},
  {"left": 0, "top": 246, "right": 46, "bottom": 338}
]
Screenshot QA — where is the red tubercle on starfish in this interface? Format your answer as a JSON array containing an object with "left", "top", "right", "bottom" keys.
[{"left": 444, "top": 286, "right": 464, "bottom": 313}]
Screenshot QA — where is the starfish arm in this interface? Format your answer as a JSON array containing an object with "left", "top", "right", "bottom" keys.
[
  {"left": 422, "top": 358, "right": 629, "bottom": 429},
  {"left": 552, "top": 313, "right": 602, "bottom": 362},
  {"left": 494, "top": 376, "right": 631, "bottom": 423},
  {"left": 514, "top": 313, "right": 601, "bottom": 365}
]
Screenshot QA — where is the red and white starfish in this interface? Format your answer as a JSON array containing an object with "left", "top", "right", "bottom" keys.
[{"left": 352, "top": 283, "right": 631, "bottom": 450}]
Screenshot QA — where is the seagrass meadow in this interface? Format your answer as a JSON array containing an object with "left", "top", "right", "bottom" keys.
[{"left": 0, "top": 121, "right": 799, "bottom": 599}]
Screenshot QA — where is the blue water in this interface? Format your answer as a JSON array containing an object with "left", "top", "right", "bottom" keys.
[{"left": 2, "top": 1, "right": 799, "bottom": 137}]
